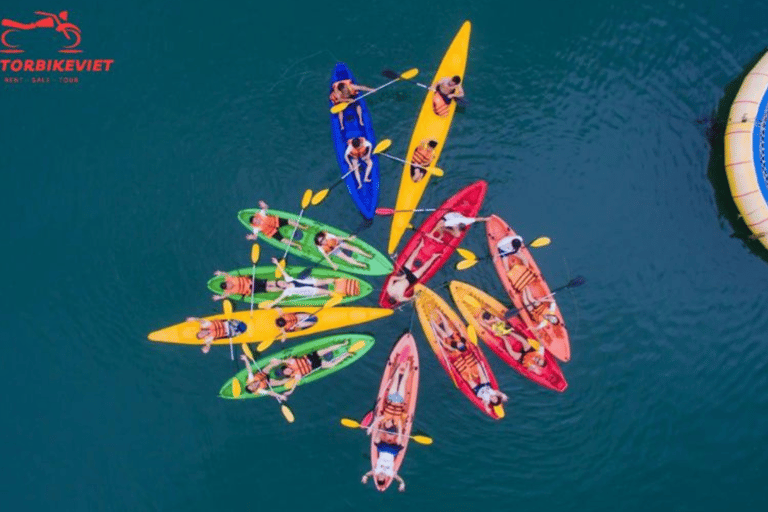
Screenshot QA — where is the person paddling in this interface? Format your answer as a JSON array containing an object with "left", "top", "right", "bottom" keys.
[
  {"left": 329, "top": 79, "right": 375, "bottom": 130},
  {"left": 344, "top": 137, "right": 374, "bottom": 189},
  {"left": 186, "top": 317, "right": 247, "bottom": 354},
  {"left": 431, "top": 75, "right": 464, "bottom": 117},
  {"left": 239, "top": 355, "right": 290, "bottom": 399},
  {"left": 246, "top": 200, "right": 306, "bottom": 247},
  {"left": 409, "top": 139, "right": 438, "bottom": 182}
]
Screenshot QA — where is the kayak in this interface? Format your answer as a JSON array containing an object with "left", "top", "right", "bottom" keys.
[
  {"left": 219, "top": 334, "right": 374, "bottom": 399},
  {"left": 449, "top": 281, "right": 567, "bottom": 392},
  {"left": 368, "top": 332, "right": 419, "bottom": 492},
  {"left": 412, "top": 284, "right": 504, "bottom": 419},
  {"left": 147, "top": 306, "right": 393, "bottom": 345},
  {"left": 330, "top": 62, "right": 380, "bottom": 219},
  {"left": 237, "top": 208, "right": 393, "bottom": 276},
  {"left": 379, "top": 180, "right": 487, "bottom": 308},
  {"left": 486, "top": 215, "right": 570, "bottom": 362},
  {"left": 387, "top": 21, "right": 471, "bottom": 254},
  {"left": 206, "top": 266, "right": 372, "bottom": 307}
]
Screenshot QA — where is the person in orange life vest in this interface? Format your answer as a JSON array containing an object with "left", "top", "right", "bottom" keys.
[
  {"left": 344, "top": 137, "right": 374, "bottom": 189},
  {"left": 383, "top": 238, "right": 442, "bottom": 305},
  {"left": 329, "top": 79, "right": 375, "bottom": 131},
  {"left": 238, "top": 354, "right": 290, "bottom": 399},
  {"left": 273, "top": 306, "right": 318, "bottom": 342},
  {"left": 520, "top": 286, "right": 559, "bottom": 329},
  {"left": 431, "top": 75, "right": 464, "bottom": 117},
  {"left": 246, "top": 200, "right": 305, "bottom": 247},
  {"left": 314, "top": 231, "right": 372, "bottom": 270},
  {"left": 185, "top": 317, "right": 247, "bottom": 354},
  {"left": 428, "top": 211, "right": 490, "bottom": 241},
  {"left": 211, "top": 265, "right": 338, "bottom": 302},
  {"left": 475, "top": 311, "right": 546, "bottom": 374},
  {"left": 269, "top": 340, "right": 354, "bottom": 387},
  {"left": 409, "top": 139, "right": 438, "bottom": 182}
]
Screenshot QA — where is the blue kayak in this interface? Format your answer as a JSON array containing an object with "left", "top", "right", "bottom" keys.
[{"left": 329, "top": 62, "right": 380, "bottom": 220}]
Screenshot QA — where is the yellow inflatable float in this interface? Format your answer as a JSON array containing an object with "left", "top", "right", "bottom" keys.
[{"left": 725, "top": 51, "right": 768, "bottom": 250}]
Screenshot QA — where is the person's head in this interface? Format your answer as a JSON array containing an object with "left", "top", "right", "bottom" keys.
[
  {"left": 276, "top": 317, "right": 287, "bottom": 328},
  {"left": 314, "top": 232, "right": 326, "bottom": 246},
  {"left": 337, "top": 82, "right": 347, "bottom": 92},
  {"left": 489, "top": 394, "right": 503, "bottom": 406},
  {"left": 481, "top": 311, "right": 493, "bottom": 322},
  {"left": 274, "top": 364, "right": 293, "bottom": 379},
  {"left": 450, "top": 75, "right": 461, "bottom": 85},
  {"left": 448, "top": 336, "right": 466, "bottom": 351},
  {"left": 427, "top": 140, "right": 438, "bottom": 149},
  {"left": 220, "top": 281, "right": 229, "bottom": 291},
  {"left": 351, "top": 137, "right": 361, "bottom": 148},
  {"left": 249, "top": 214, "right": 261, "bottom": 226},
  {"left": 511, "top": 238, "right": 523, "bottom": 252}
]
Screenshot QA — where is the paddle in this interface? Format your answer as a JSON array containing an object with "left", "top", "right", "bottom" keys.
[
  {"left": 236, "top": 346, "right": 295, "bottom": 422},
  {"left": 330, "top": 68, "right": 419, "bottom": 114},
  {"left": 382, "top": 69, "right": 468, "bottom": 106},
  {"left": 503, "top": 276, "right": 586, "bottom": 320},
  {"left": 455, "top": 237, "right": 552, "bottom": 270},
  {"left": 340, "top": 418, "right": 433, "bottom": 445},
  {"left": 376, "top": 150, "right": 445, "bottom": 177},
  {"left": 275, "top": 190, "right": 314, "bottom": 278},
  {"left": 466, "top": 324, "right": 478, "bottom": 345},
  {"left": 222, "top": 299, "right": 235, "bottom": 361},
  {"left": 255, "top": 293, "right": 345, "bottom": 353},
  {"left": 312, "top": 140, "right": 392, "bottom": 201},
  {"left": 375, "top": 207, "right": 446, "bottom": 215},
  {"left": 249, "top": 244, "right": 260, "bottom": 315}
]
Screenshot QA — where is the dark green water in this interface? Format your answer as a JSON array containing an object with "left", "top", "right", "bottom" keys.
[{"left": 2, "top": 0, "right": 767, "bottom": 509}]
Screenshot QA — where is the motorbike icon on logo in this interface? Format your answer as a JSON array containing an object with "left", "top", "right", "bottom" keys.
[{"left": 1, "top": 10, "right": 82, "bottom": 53}]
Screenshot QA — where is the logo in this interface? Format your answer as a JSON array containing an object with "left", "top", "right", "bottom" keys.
[{"left": 1, "top": 10, "right": 81, "bottom": 54}]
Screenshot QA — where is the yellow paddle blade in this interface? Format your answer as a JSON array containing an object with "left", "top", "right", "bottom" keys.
[
  {"left": 407, "top": 223, "right": 414, "bottom": 229},
  {"left": 412, "top": 435, "right": 433, "bottom": 445},
  {"left": 281, "top": 404, "right": 295, "bottom": 423},
  {"left": 529, "top": 237, "right": 551, "bottom": 248},
  {"left": 231, "top": 379, "right": 241, "bottom": 398},
  {"left": 373, "top": 139, "right": 392, "bottom": 154},
  {"left": 456, "top": 259, "right": 479, "bottom": 271},
  {"left": 241, "top": 343, "right": 254, "bottom": 361},
  {"left": 340, "top": 418, "right": 361, "bottom": 428},
  {"left": 466, "top": 325, "right": 478, "bottom": 345},
  {"left": 400, "top": 68, "right": 419, "bottom": 80},
  {"left": 330, "top": 101, "right": 349, "bottom": 114},
  {"left": 528, "top": 338, "right": 541, "bottom": 351},
  {"left": 257, "top": 339, "right": 273, "bottom": 352},
  {"left": 324, "top": 293, "right": 344, "bottom": 309},
  {"left": 456, "top": 248, "right": 476, "bottom": 260},
  {"left": 348, "top": 340, "right": 366, "bottom": 353},
  {"left": 284, "top": 378, "right": 298, "bottom": 390},
  {"left": 250, "top": 244, "right": 260, "bottom": 264},
  {"left": 311, "top": 189, "right": 329, "bottom": 205},
  {"left": 258, "top": 300, "right": 274, "bottom": 310},
  {"left": 494, "top": 405, "right": 505, "bottom": 419},
  {"left": 222, "top": 299, "right": 233, "bottom": 316},
  {"left": 427, "top": 166, "right": 444, "bottom": 177},
  {"left": 301, "top": 189, "right": 313, "bottom": 209},
  {"left": 275, "top": 259, "right": 286, "bottom": 278},
  {"left": 463, "top": 294, "right": 481, "bottom": 310}
]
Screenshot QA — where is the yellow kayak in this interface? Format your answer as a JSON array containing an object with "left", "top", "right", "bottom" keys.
[
  {"left": 387, "top": 21, "right": 471, "bottom": 254},
  {"left": 147, "top": 307, "right": 393, "bottom": 345}
]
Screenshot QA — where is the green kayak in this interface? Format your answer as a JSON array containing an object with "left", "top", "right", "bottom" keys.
[
  {"left": 219, "top": 333, "right": 374, "bottom": 399},
  {"left": 206, "top": 266, "right": 373, "bottom": 306},
  {"left": 237, "top": 208, "right": 393, "bottom": 276}
]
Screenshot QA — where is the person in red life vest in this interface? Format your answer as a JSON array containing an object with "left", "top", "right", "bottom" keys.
[
  {"left": 273, "top": 307, "right": 319, "bottom": 342},
  {"left": 329, "top": 79, "right": 375, "bottom": 131},
  {"left": 314, "top": 231, "right": 372, "bottom": 270},
  {"left": 246, "top": 200, "right": 306, "bottom": 247},
  {"left": 344, "top": 137, "right": 374, "bottom": 189},
  {"left": 409, "top": 139, "right": 438, "bottom": 182},
  {"left": 269, "top": 340, "right": 354, "bottom": 387},
  {"left": 383, "top": 238, "right": 442, "bottom": 305},
  {"left": 238, "top": 354, "right": 290, "bottom": 399},
  {"left": 431, "top": 75, "right": 464, "bottom": 117},
  {"left": 185, "top": 317, "right": 247, "bottom": 354}
]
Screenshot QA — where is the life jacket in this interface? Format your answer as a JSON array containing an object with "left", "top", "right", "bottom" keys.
[
  {"left": 432, "top": 91, "right": 450, "bottom": 117},
  {"left": 279, "top": 313, "right": 299, "bottom": 331},
  {"left": 527, "top": 301, "right": 550, "bottom": 321},
  {"left": 321, "top": 236, "right": 339, "bottom": 254},
  {"left": 491, "top": 321, "right": 513, "bottom": 336},
  {"left": 347, "top": 138, "right": 369, "bottom": 159},
  {"left": 329, "top": 79, "right": 356, "bottom": 104},
  {"left": 411, "top": 142, "right": 434, "bottom": 167},
  {"left": 333, "top": 278, "right": 359, "bottom": 297},
  {"left": 252, "top": 212, "right": 280, "bottom": 238},
  {"left": 246, "top": 371, "right": 269, "bottom": 392},
  {"left": 207, "top": 320, "right": 229, "bottom": 340},
  {"left": 291, "top": 356, "right": 313, "bottom": 376},
  {"left": 523, "top": 350, "right": 545, "bottom": 369},
  {"left": 506, "top": 263, "right": 536, "bottom": 292},
  {"left": 383, "top": 400, "right": 407, "bottom": 421},
  {"left": 227, "top": 276, "right": 252, "bottom": 295},
  {"left": 451, "top": 348, "right": 479, "bottom": 381}
]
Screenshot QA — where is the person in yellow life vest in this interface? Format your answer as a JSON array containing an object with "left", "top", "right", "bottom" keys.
[
  {"left": 475, "top": 311, "right": 545, "bottom": 372},
  {"left": 409, "top": 139, "right": 438, "bottom": 182},
  {"left": 383, "top": 238, "right": 442, "bottom": 305},
  {"left": 238, "top": 354, "right": 290, "bottom": 399},
  {"left": 269, "top": 340, "right": 354, "bottom": 388},
  {"left": 329, "top": 79, "right": 375, "bottom": 131},
  {"left": 431, "top": 75, "right": 464, "bottom": 117},
  {"left": 246, "top": 200, "right": 306, "bottom": 247},
  {"left": 344, "top": 137, "right": 374, "bottom": 189},
  {"left": 273, "top": 307, "right": 319, "bottom": 342},
  {"left": 186, "top": 317, "right": 247, "bottom": 354},
  {"left": 314, "top": 231, "right": 373, "bottom": 271}
]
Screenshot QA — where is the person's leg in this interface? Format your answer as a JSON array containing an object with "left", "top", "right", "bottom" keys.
[
  {"left": 411, "top": 251, "right": 441, "bottom": 279},
  {"left": 336, "top": 250, "right": 366, "bottom": 268},
  {"left": 362, "top": 157, "right": 372, "bottom": 182},
  {"left": 342, "top": 242, "right": 372, "bottom": 258},
  {"left": 337, "top": 111, "right": 345, "bottom": 131},
  {"left": 356, "top": 104, "right": 364, "bottom": 125}
]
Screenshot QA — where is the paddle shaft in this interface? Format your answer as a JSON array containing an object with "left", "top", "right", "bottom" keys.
[
  {"left": 379, "top": 151, "right": 432, "bottom": 172},
  {"left": 383, "top": 70, "right": 467, "bottom": 105},
  {"left": 351, "top": 423, "right": 426, "bottom": 443}
]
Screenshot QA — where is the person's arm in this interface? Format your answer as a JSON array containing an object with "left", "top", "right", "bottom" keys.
[
  {"left": 449, "top": 84, "right": 465, "bottom": 99},
  {"left": 356, "top": 84, "right": 375, "bottom": 92},
  {"left": 361, "top": 470, "right": 374, "bottom": 484},
  {"left": 260, "top": 389, "right": 287, "bottom": 401},
  {"left": 344, "top": 147, "right": 358, "bottom": 170},
  {"left": 394, "top": 474, "right": 406, "bottom": 492},
  {"left": 320, "top": 248, "right": 338, "bottom": 270}
]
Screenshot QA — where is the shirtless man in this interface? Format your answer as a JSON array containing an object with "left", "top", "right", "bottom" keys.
[
  {"left": 344, "top": 137, "right": 374, "bottom": 188},
  {"left": 383, "top": 239, "right": 441, "bottom": 305},
  {"left": 329, "top": 79, "right": 375, "bottom": 130}
]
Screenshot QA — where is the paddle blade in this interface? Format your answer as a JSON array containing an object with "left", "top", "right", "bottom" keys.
[
  {"left": 373, "top": 139, "right": 392, "bottom": 154},
  {"left": 456, "top": 248, "right": 477, "bottom": 261},
  {"left": 241, "top": 343, "right": 254, "bottom": 361},
  {"left": 275, "top": 259, "right": 286, "bottom": 278},
  {"left": 231, "top": 379, "right": 242, "bottom": 398},
  {"left": 463, "top": 294, "right": 481, "bottom": 310},
  {"left": 375, "top": 207, "right": 395, "bottom": 216},
  {"left": 250, "top": 244, "right": 260, "bottom": 264},
  {"left": 258, "top": 300, "right": 274, "bottom": 310},
  {"left": 257, "top": 339, "right": 273, "bottom": 352},
  {"left": 569, "top": 275, "right": 586, "bottom": 288},
  {"left": 330, "top": 102, "right": 348, "bottom": 114},
  {"left": 466, "top": 325, "right": 478, "bottom": 345},
  {"left": 301, "top": 189, "right": 313, "bottom": 209},
  {"left": 528, "top": 338, "right": 541, "bottom": 351},
  {"left": 400, "top": 68, "right": 419, "bottom": 80},
  {"left": 222, "top": 299, "right": 233, "bottom": 316},
  {"left": 311, "top": 189, "right": 329, "bottom": 205},
  {"left": 381, "top": 69, "right": 399, "bottom": 79},
  {"left": 341, "top": 418, "right": 361, "bottom": 429},
  {"left": 360, "top": 410, "right": 374, "bottom": 428},
  {"left": 456, "top": 259, "right": 479, "bottom": 271},
  {"left": 324, "top": 293, "right": 344, "bottom": 309},
  {"left": 494, "top": 405, "right": 505, "bottom": 419},
  {"left": 529, "top": 237, "right": 551, "bottom": 248},
  {"left": 348, "top": 340, "right": 366, "bottom": 353},
  {"left": 412, "top": 435, "right": 433, "bottom": 445},
  {"left": 284, "top": 378, "right": 298, "bottom": 390},
  {"left": 281, "top": 404, "right": 295, "bottom": 423},
  {"left": 427, "top": 166, "right": 444, "bottom": 177}
]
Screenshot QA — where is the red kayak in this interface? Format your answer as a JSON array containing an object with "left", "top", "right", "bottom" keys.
[
  {"left": 450, "top": 281, "right": 567, "bottom": 392},
  {"left": 379, "top": 180, "right": 487, "bottom": 308}
]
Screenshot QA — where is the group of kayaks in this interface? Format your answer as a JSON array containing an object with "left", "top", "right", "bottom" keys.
[{"left": 148, "top": 20, "right": 582, "bottom": 493}]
